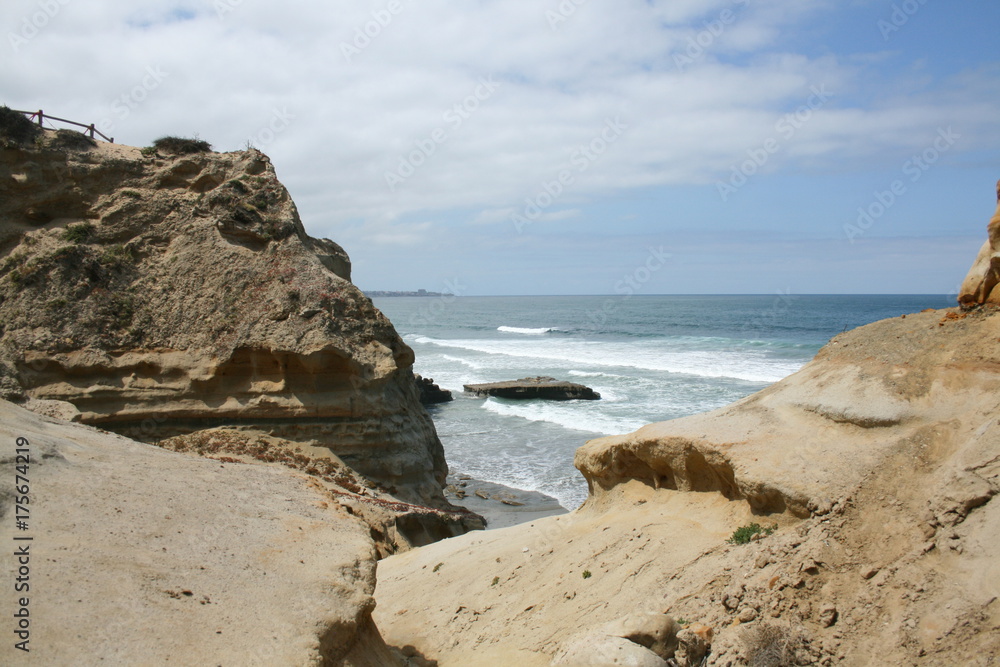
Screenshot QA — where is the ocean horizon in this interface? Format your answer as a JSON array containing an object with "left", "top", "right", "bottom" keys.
[{"left": 374, "top": 294, "right": 952, "bottom": 510}]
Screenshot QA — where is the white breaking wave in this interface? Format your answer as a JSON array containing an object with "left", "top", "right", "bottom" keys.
[
  {"left": 497, "top": 326, "right": 558, "bottom": 335},
  {"left": 481, "top": 398, "right": 647, "bottom": 436},
  {"left": 568, "top": 370, "right": 627, "bottom": 379},
  {"left": 413, "top": 336, "right": 802, "bottom": 384},
  {"left": 440, "top": 354, "right": 480, "bottom": 369}
]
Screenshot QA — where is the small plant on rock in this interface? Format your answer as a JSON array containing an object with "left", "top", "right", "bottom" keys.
[
  {"left": 63, "top": 222, "right": 95, "bottom": 243},
  {"left": 727, "top": 522, "right": 777, "bottom": 545},
  {"left": 741, "top": 621, "right": 810, "bottom": 667},
  {"left": 582, "top": 570, "right": 592, "bottom": 579}
]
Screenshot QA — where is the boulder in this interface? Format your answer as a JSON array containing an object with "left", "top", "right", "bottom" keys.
[
  {"left": 463, "top": 376, "right": 600, "bottom": 401},
  {"left": 958, "top": 178, "right": 1000, "bottom": 307},
  {"left": 415, "top": 374, "right": 453, "bottom": 404}
]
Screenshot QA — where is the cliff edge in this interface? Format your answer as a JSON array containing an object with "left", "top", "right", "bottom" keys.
[{"left": 0, "top": 131, "right": 447, "bottom": 508}]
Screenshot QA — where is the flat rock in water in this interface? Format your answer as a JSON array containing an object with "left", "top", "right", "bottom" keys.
[{"left": 463, "top": 376, "right": 601, "bottom": 400}]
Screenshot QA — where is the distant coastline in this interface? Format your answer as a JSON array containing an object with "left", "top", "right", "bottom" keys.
[{"left": 366, "top": 289, "right": 453, "bottom": 297}]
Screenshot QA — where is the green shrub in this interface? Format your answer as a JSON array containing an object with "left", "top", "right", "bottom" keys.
[
  {"left": 99, "top": 244, "right": 133, "bottom": 270},
  {"left": 63, "top": 222, "right": 95, "bottom": 243},
  {"left": 727, "top": 523, "right": 777, "bottom": 545},
  {"left": 50, "top": 129, "right": 96, "bottom": 151},
  {"left": 151, "top": 136, "right": 212, "bottom": 155},
  {"left": 582, "top": 570, "right": 592, "bottom": 579},
  {"left": 0, "top": 106, "right": 40, "bottom": 145}
]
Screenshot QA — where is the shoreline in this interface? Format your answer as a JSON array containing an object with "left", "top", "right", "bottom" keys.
[{"left": 444, "top": 474, "right": 568, "bottom": 529}]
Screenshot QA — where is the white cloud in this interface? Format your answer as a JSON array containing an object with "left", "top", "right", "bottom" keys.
[{"left": 2, "top": 0, "right": 997, "bottom": 292}]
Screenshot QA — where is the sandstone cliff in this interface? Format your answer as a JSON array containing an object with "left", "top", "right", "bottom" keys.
[
  {"left": 0, "top": 132, "right": 446, "bottom": 507},
  {"left": 959, "top": 179, "right": 1000, "bottom": 307}
]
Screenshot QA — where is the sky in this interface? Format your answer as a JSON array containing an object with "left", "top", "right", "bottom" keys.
[{"left": 2, "top": 0, "right": 999, "bottom": 296}]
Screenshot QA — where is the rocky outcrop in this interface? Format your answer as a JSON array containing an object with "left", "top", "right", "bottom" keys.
[
  {"left": 464, "top": 376, "right": 601, "bottom": 400},
  {"left": 376, "top": 304, "right": 1000, "bottom": 665},
  {"left": 0, "top": 133, "right": 449, "bottom": 507},
  {"left": 415, "top": 374, "right": 452, "bottom": 404},
  {"left": 959, "top": 178, "right": 1000, "bottom": 307},
  {"left": 0, "top": 398, "right": 403, "bottom": 665}
]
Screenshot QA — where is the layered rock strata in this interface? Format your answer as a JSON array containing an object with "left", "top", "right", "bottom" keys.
[{"left": 0, "top": 133, "right": 447, "bottom": 506}]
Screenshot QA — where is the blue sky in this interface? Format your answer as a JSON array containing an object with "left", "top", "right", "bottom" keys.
[{"left": 3, "top": 0, "right": 999, "bottom": 295}]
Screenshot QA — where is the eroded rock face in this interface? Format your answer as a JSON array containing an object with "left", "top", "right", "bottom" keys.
[
  {"left": 958, "top": 179, "right": 1000, "bottom": 307},
  {"left": 0, "top": 135, "right": 446, "bottom": 506}
]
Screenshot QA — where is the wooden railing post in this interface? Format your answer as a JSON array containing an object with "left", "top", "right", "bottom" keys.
[{"left": 13, "top": 108, "right": 115, "bottom": 143}]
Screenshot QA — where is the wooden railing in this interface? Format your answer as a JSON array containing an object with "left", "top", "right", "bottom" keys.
[{"left": 12, "top": 109, "right": 114, "bottom": 143}]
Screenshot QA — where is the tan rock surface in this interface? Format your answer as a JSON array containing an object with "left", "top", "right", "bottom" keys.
[
  {"left": 375, "top": 307, "right": 1000, "bottom": 665},
  {"left": 0, "top": 133, "right": 447, "bottom": 506},
  {"left": 959, "top": 179, "right": 1000, "bottom": 307},
  {"left": 0, "top": 398, "right": 401, "bottom": 666}
]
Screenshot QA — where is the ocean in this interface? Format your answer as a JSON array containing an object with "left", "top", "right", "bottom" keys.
[{"left": 373, "top": 294, "right": 951, "bottom": 510}]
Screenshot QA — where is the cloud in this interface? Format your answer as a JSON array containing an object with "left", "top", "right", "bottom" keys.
[{"left": 2, "top": 0, "right": 997, "bottom": 292}]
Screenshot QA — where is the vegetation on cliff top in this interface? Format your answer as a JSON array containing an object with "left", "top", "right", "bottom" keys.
[
  {"left": 151, "top": 136, "right": 213, "bottom": 155},
  {"left": 0, "top": 105, "right": 40, "bottom": 147}
]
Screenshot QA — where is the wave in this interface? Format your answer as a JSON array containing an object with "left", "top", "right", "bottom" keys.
[
  {"left": 568, "top": 370, "right": 626, "bottom": 379},
  {"left": 440, "top": 354, "right": 480, "bottom": 369},
  {"left": 412, "top": 336, "right": 804, "bottom": 384},
  {"left": 481, "top": 398, "right": 647, "bottom": 437},
  {"left": 497, "top": 326, "right": 558, "bottom": 335}
]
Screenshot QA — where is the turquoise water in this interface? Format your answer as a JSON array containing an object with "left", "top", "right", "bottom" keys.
[{"left": 373, "top": 295, "right": 951, "bottom": 509}]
